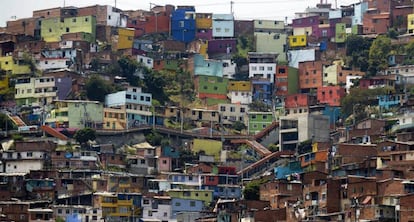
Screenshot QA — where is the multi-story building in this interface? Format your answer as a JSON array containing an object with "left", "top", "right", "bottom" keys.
[
  {"left": 246, "top": 111, "right": 274, "bottom": 135},
  {"left": 126, "top": 142, "right": 157, "bottom": 175},
  {"left": 275, "top": 65, "right": 299, "bottom": 97},
  {"left": 171, "top": 6, "right": 196, "bottom": 43},
  {"left": 93, "top": 192, "right": 141, "bottom": 222},
  {"left": 0, "top": 141, "right": 55, "bottom": 174},
  {"left": 0, "top": 55, "right": 31, "bottom": 75},
  {"left": 14, "top": 76, "right": 58, "bottom": 106},
  {"left": 127, "top": 5, "right": 174, "bottom": 37},
  {"left": 141, "top": 195, "right": 172, "bottom": 221},
  {"left": 212, "top": 14, "right": 234, "bottom": 38},
  {"left": 218, "top": 103, "right": 249, "bottom": 126},
  {"left": 45, "top": 100, "right": 103, "bottom": 129},
  {"left": 279, "top": 114, "right": 330, "bottom": 151},
  {"left": 195, "top": 13, "right": 213, "bottom": 40},
  {"left": 254, "top": 20, "right": 288, "bottom": 61},
  {"left": 167, "top": 189, "right": 214, "bottom": 206},
  {"left": 104, "top": 86, "right": 153, "bottom": 129},
  {"left": 40, "top": 15, "right": 96, "bottom": 43},
  {"left": 248, "top": 52, "right": 277, "bottom": 83},
  {"left": 227, "top": 81, "right": 252, "bottom": 104},
  {"left": 260, "top": 180, "right": 302, "bottom": 209},
  {"left": 298, "top": 61, "right": 326, "bottom": 93},
  {"left": 196, "top": 75, "right": 228, "bottom": 104},
  {"left": 317, "top": 86, "right": 346, "bottom": 107}
]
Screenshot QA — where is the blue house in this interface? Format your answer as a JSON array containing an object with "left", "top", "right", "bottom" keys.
[
  {"left": 193, "top": 54, "right": 223, "bottom": 77},
  {"left": 252, "top": 79, "right": 273, "bottom": 106},
  {"left": 378, "top": 95, "right": 402, "bottom": 110},
  {"left": 171, "top": 6, "right": 196, "bottom": 43},
  {"left": 216, "top": 185, "right": 242, "bottom": 199},
  {"left": 322, "top": 106, "right": 341, "bottom": 129},
  {"left": 274, "top": 161, "right": 303, "bottom": 180},
  {"left": 171, "top": 198, "right": 204, "bottom": 219}
]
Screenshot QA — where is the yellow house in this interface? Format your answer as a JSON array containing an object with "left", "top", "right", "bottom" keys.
[
  {"left": 117, "top": 28, "right": 135, "bottom": 50},
  {"left": 192, "top": 139, "right": 222, "bottom": 161},
  {"left": 196, "top": 13, "right": 212, "bottom": 29},
  {"left": 93, "top": 192, "right": 140, "bottom": 219},
  {"left": 288, "top": 35, "right": 307, "bottom": 48},
  {"left": 0, "top": 75, "right": 8, "bottom": 90},
  {"left": 228, "top": 81, "right": 251, "bottom": 92},
  {"left": 408, "top": 14, "right": 414, "bottom": 34},
  {"left": 199, "top": 40, "right": 208, "bottom": 57},
  {"left": 41, "top": 15, "right": 96, "bottom": 42},
  {"left": 103, "top": 107, "right": 127, "bottom": 130},
  {"left": 323, "top": 63, "right": 339, "bottom": 86},
  {"left": 0, "top": 56, "right": 31, "bottom": 75}
]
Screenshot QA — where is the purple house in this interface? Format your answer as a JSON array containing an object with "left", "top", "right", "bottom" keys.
[
  {"left": 196, "top": 29, "right": 213, "bottom": 40},
  {"left": 207, "top": 39, "right": 237, "bottom": 55},
  {"left": 292, "top": 15, "right": 320, "bottom": 38},
  {"left": 55, "top": 77, "right": 72, "bottom": 100}
]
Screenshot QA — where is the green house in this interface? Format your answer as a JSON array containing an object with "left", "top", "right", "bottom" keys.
[
  {"left": 335, "top": 23, "right": 346, "bottom": 43},
  {"left": 197, "top": 75, "right": 228, "bottom": 106},
  {"left": 246, "top": 111, "right": 274, "bottom": 135}
]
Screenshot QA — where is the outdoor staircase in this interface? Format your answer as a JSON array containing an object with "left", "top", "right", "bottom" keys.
[{"left": 7, "top": 114, "right": 26, "bottom": 127}]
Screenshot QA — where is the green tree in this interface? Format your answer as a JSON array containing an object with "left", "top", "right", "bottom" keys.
[
  {"left": 404, "top": 41, "right": 414, "bottom": 65},
  {"left": 340, "top": 87, "right": 395, "bottom": 123},
  {"left": 143, "top": 70, "right": 169, "bottom": 104},
  {"left": 345, "top": 35, "right": 371, "bottom": 71},
  {"left": 232, "top": 121, "right": 246, "bottom": 131},
  {"left": 243, "top": 178, "right": 269, "bottom": 200},
  {"left": 232, "top": 54, "right": 249, "bottom": 80},
  {"left": 74, "top": 128, "right": 96, "bottom": 145},
  {"left": 145, "top": 130, "right": 163, "bottom": 146},
  {"left": 85, "top": 75, "right": 113, "bottom": 102},
  {"left": 368, "top": 35, "right": 391, "bottom": 76},
  {"left": 118, "top": 56, "right": 145, "bottom": 86},
  {"left": 0, "top": 113, "right": 15, "bottom": 131}
]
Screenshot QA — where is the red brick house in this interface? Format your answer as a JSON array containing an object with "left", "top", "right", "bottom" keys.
[
  {"left": 260, "top": 180, "right": 302, "bottom": 209},
  {"left": 316, "top": 85, "right": 345, "bottom": 107}
]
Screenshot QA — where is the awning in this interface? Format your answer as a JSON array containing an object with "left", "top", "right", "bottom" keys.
[{"left": 362, "top": 196, "right": 372, "bottom": 205}]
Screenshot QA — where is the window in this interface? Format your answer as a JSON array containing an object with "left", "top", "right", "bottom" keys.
[
  {"left": 240, "top": 107, "right": 245, "bottom": 113},
  {"left": 190, "top": 201, "right": 196, "bottom": 207},
  {"left": 175, "top": 202, "right": 181, "bottom": 206},
  {"left": 141, "top": 159, "right": 145, "bottom": 164},
  {"left": 216, "top": 28, "right": 221, "bottom": 32},
  {"left": 72, "top": 18, "right": 76, "bottom": 22},
  {"left": 230, "top": 107, "right": 235, "bottom": 112},
  {"left": 66, "top": 27, "right": 70, "bottom": 32},
  {"left": 267, "top": 67, "right": 273, "bottom": 71},
  {"left": 259, "top": 66, "right": 265, "bottom": 71},
  {"left": 220, "top": 106, "right": 226, "bottom": 111},
  {"left": 224, "top": 28, "right": 230, "bottom": 33},
  {"left": 148, "top": 210, "right": 152, "bottom": 216},
  {"left": 251, "top": 115, "right": 256, "bottom": 119},
  {"left": 287, "top": 184, "right": 292, "bottom": 190},
  {"left": 26, "top": 152, "right": 33, "bottom": 157}
]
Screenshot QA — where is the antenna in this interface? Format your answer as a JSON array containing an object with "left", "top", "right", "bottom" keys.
[{"left": 230, "top": 1, "right": 234, "bottom": 15}]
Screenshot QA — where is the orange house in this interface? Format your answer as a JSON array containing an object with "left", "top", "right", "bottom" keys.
[
  {"left": 317, "top": 86, "right": 346, "bottom": 107},
  {"left": 284, "top": 93, "right": 315, "bottom": 109},
  {"left": 299, "top": 150, "right": 328, "bottom": 168},
  {"left": 298, "top": 61, "right": 325, "bottom": 92}
]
